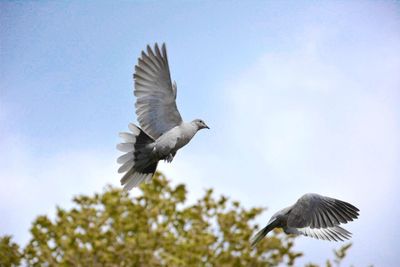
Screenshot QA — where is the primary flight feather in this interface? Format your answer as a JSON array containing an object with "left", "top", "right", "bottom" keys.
[{"left": 117, "top": 43, "right": 209, "bottom": 191}]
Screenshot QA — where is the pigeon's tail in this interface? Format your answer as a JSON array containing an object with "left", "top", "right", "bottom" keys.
[
  {"left": 250, "top": 220, "right": 278, "bottom": 248},
  {"left": 117, "top": 123, "right": 158, "bottom": 191}
]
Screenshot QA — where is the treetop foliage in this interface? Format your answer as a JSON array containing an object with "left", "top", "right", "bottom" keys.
[{"left": 1, "top": 172, "right": 353, "bottom": 267}]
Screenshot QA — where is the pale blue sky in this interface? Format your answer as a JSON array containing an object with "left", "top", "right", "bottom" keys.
[{"left": 1, "top": 1, "right": 399, "bottom": 266}]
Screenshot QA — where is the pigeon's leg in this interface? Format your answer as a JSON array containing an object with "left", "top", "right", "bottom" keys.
[
  {"left": 165, "top": 152, "right": 176, "bottom": 163},
  {"left": 165, "top": 154, "right": 173, "bottom": 163}
]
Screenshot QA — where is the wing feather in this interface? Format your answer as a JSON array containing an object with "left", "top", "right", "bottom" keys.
[
  {"left": 321, "top": 201, "right": 341, "bottom": 225},
  {"left": 297, "top": 226, "right": 352, "bottom": 242},
  {"left": 319, "top": 204, "right": 336, "bottom": 227},
  {"left": 288, "top": 193, "right": 359, "bottom": 229},
  {"left": 134, "top": 43, "right": 182, "bottom": 139},
  {"left": 321, "top": 199, "right": 350, "bottom": 224}
]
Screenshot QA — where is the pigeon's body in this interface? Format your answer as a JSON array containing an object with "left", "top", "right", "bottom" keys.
[
  {"left": 154, "top": 122, "right": 199, "bottom": 159},
  {"left": 117, "top": 43, "right": 209, "bottom": 191},
  {"left": 251, "top": 193, "right": 359, "bottom": 248}
]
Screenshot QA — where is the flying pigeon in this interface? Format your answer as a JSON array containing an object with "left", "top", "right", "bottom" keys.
[
  {"left": 251, "top": 193, "right": 359, "bottom": 247},
  {"left": 117, "top": 43, "right": 209, "bottom": 191}
]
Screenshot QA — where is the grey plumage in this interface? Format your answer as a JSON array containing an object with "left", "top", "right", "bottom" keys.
[
  {"left": 117, "top": 43, "right": 209, "bottom": 191},
  {"left": 251, "top": 193, "right": 359, "bottom": 248}
]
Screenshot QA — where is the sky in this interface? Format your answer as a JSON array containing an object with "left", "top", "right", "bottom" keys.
[{"left": 1, "top": 1, "right": 399, "bottom": 266}]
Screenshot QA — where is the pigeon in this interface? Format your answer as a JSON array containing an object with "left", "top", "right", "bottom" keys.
[
  {"left": 251, "top": 193, "right": 359, "bottom": 247},
  {"left": 117, "top": 43, "right": 209, "bottom": 191}
]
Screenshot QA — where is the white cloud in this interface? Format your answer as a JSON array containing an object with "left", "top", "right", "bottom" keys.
[{"left": 0, "top": 130, "right": 119, "bottom": 246}]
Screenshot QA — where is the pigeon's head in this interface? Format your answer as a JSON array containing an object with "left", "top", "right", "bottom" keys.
[{"left": 192, "top": 119, "right": 210, "bottom": 131}]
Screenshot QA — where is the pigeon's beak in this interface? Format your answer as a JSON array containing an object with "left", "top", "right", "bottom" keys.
[{"left": 204, "top": 124, "right": 210, "bottom": 129}]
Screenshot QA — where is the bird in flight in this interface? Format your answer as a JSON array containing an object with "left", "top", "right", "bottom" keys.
[
  {"left": 117, "top": 43, "right": 209, "bottom": 191},
  {"left": 251, "top": 193, "right": 359, "bottom": 247}
]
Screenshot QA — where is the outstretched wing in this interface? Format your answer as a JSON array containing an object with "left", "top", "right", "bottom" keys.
[
  {"left": 287, "top": 193, "right": 359, "bottom": 229},
  {"left": 134, "top": 43, "right": 182, "bottom": 139}
]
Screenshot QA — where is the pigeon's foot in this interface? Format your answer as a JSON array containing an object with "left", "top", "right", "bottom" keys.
[{"left": 165, "top": 153, "right": 174, "bottom": 163}]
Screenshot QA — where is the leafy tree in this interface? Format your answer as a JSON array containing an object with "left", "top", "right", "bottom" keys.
[
  {"left": 1, "top": 172, "right": 354, "bottom": 266},
  {"left": 306, "top": 243, "right": 353, "bottom": 267},
  {"left": 0, "top": 236, "right": 21, "bottom": 267}
]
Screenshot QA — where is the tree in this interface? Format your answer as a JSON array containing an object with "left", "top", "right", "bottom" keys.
[
  {"left": 1, "top": 172, "right": 353, "bottom": 266},
  {"left": 0, "top": 236, "right": 21, "bottom": 267}
]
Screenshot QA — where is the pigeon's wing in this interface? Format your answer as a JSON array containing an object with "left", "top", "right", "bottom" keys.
[
  {"left": 134, "top": 43, "right": 183, "bottom": 139},
  {"left": 287, "top": 193, "right": 359, "bottom": 229},
  {"left": 296, "top": 226, "right": 352, "bottom": 242}
]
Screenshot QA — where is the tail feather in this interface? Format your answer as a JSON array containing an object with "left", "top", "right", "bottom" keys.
[
  {"left": 128, "top": 123, "right": 141, "bottom": 135},
  {"left": 250, "top": 219, "right": 279, "bottom": 248},
  {"left": 117, "top": 123, "right": 158, "bottom": 190},
  {"left": 116, "top": 143, "right": 135, "bottom": 152},
  {"left": 121, "top": 162, "right": 158, "bottom": 191},
  {"left": 119, "top": 132, "right": 136, "bottom": 142},
  {"left": 117, "top": 160, "right": 135, "bottom": 173},
  {"left": 117, "top": 152, "right": 134, "bottom": 164},
  {"left": 251, "top": 226, "right": 270, "bottom": 248}
]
